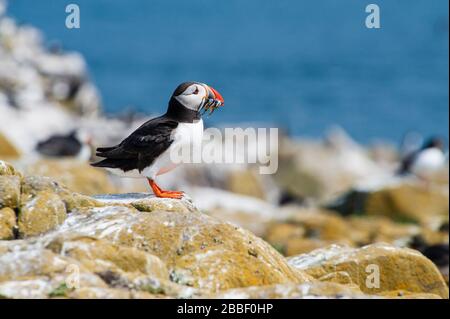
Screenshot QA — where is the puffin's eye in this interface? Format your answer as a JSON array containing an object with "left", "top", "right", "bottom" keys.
[{"left": 192, "top": 87, "right": 199, "bottom": 95}]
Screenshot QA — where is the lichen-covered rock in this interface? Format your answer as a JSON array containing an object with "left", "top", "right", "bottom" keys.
[
  {"left": 264, "top": 209, "right": 355, "bottom": 256},
  {"left": 226, "top": 169, "right": 267, "bottom": 200},
  {"left": 0, "top": 133, "right": 20, "bottom": 159},
  {"left": 46, "top": 235, "right": 169, "bottom": 281},
  {"left": 378, "top": 290, "right": 442, "bottom": 299},
  {"left": 26, "top": 159, "right": 116, "bottom": 195},
  {"left": 346, "top": 216, "right": 421, "bottom": 246},
  {"left": 364, "top": 184, "right": 449, "bottom": 226},
  {"left": 18, "top": 191, "right": 67, "bottom": 237},
  {"left": 0, "top": 175, "right": 20, "bottom": 209},
  {"left": 52, "top": 195, "right": 313, "bottom": 292},
  {"left": 0, "top": 207, "right": 16, "bottom": 239},
  {"left": 21, "top": 175, "right": 104, "bottom": 211},
  {"left": 288, "top": 243, "right": 449, "bottom": 298},
  {"left": 0, "top": 160, "right": 21, "bottom": 176},
  {"left": 330, "top": 183, "right": 449, "bottom": 227},
  {"left": 208, "top": 282, "right": 369, "bottom": 299},
  {"left": 65, "top": 287, "right": 161, "bottom": 299},
  {"left": 0, "top": 278, "right": 55, "bottom": 299},
  {"left": 265, "top": 207, "right": 439, "bottom": 257},
  {"left": 0, "top": 244, "right": 107, "bottom": 299}
]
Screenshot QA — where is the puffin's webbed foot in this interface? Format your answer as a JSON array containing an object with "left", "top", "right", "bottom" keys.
[{"left": 147, "top": 179, "right": 184, "bottom": 199}]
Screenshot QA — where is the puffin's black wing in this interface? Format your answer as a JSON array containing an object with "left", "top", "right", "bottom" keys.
[{"left": 92, "top": 116, "right": 178, "bottom": 172}]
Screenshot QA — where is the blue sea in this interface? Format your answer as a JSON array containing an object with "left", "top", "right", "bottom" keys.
[{"left": 8, "top": 0, "right": 449, "bottom": 143}]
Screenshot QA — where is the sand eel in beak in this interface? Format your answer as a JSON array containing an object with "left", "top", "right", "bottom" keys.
[
  {"left": 92, "top": 82, "right": 224, "bottom": 199},
  {"left": 398, "top": 136, "right": 447, "bottom": 178}
]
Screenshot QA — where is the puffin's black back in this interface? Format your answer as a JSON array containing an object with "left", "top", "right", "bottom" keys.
[{"left": 92, "top": 116, "right": 178, "bottom": 172}]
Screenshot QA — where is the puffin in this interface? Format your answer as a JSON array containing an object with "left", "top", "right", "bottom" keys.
[
  {"left": 36, "top": 129, "right": 93, "bottom": 161},
  {"left": 398, "top": 136, "right": 447, "bottom": 178},
  {"left": 92, "top": 81, "right": 224, "bottom": 199}
]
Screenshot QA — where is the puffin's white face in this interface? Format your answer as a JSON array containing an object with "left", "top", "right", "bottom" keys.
[
  {"left": 174, "top": 83, "right": 208, "bottom": 111},
  {"left": 173, "top": 82, "right": 224, "bottom": 114}
]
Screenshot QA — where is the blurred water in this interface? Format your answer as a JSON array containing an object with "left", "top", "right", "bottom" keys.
[{"left": 8, "top": 0, "right": 449, "bottom": 143}]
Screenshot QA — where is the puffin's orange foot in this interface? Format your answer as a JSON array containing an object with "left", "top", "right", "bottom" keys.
[
  {"left": 147, "top": 179, "right": 184, "bottom": 199},
  {"left": 155, "top": 190, "right": 184, "bottom": 199}
]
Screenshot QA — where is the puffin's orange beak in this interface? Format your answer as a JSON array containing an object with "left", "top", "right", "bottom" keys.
[
  {"left": 202, "top": 85, "right": 224, "bottom": 115},
  {"left": 208, "top": 86, "right": 224, "bottom": 105}
]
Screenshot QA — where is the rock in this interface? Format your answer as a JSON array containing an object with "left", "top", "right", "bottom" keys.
[
  {"left": 0, "top": 160, "right": 21, "bottom": 176},
  {"left": 67, "top": 287, "right": 155, "bottom": 299},
  {"left": 264, "top": 208, "right": 427, "bottom": 256},
  {"left": 0, "top": 278, "right": 56, "bottom": 299},
  {"left": 18, "top": 191, "right": 67, "bottom": 237},
  {"left": 378, "top": 290, "right": 442, "bottom": 299},
  {"left": 0, "top": 175, "right": 20, "bottom": 209},
  {"left": 410, "top": 236, "right": 449, "bottom": 285},
  {"left": 208, "top": 281, "right": 369, "bottom": 299},
  {"left": 0, "top": 207, "right": 16, "bottom": 239},
  {"left": 21, "top": 175, "right": 104, "bottom": 211},
  {"left": 0, "top": 243, "right": 107, "bottom": 298},
  {"left": 210, "top": 281, "right": 440, "bottom": 299},
  {"left": 26, "top": 159, "right": 116, "bottom": 195},
  {"left": 0, "top": 132, "right": 20, "bottom": 158},
  {"left": 46, "top": 235, "right": 169, "bottom": 282},
  {"left": 264, "top": 209, "right": 354, "bottom": 256},
  {"left": 185, "top": 187, "right": 284, "bottom": 237},
  {"left": 274, "top": 132, "right": 387, "bottom": 201},
  {"left": 226, "top": 169, "right": 266, "bottom": 200},
  {"left": 53, "top": 194, "right": 313, "bottom": 292},
  {"left": 346, "top": 216, "right": 421, "bottom": 247},
  {"left": 330, "top": 183, "right": 449, "bottom": 226},
  {"left": 288, "top": 243, "right": 449, "bottom": 298}
]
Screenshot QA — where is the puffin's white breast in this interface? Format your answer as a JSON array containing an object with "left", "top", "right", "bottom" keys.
[
  {"left": 106, "top": 120, "right": 204, "bottom": 180},
  {"left": 411, "top": 148, "right": 446, "bottom": 176},
  {"left": 142, "top": 119, "right": 204, "bottom": 179},
  {"left": 172, "top": 119, "right": 204, "bottom": 150}
]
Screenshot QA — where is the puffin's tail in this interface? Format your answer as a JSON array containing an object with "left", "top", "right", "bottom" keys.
[
  {"left": 92, "top": 145, "right": 136, "bottom": 171},
  {"left": 91, "top": 158, "right": 125, "bottom": 168},
  {"left": 94, "top": 144, "right": 124, "bottom": 158}
]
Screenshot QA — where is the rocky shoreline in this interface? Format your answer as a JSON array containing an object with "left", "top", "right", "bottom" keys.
[
  {"left": 1, "top": 6, "right": 449, "bottom": 299},
  {"left": 0, "top": 160, "right": 448, "bottom": 299}
]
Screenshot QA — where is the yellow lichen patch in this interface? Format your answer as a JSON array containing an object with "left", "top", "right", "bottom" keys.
[
  {"left": 46, "top": 235, "right": 169, "bottom": 280},
  {"left": 111, "top": 210, "right": 312, "bottom": 292},
  {"left": 0, "top": 207, "right": 16, "bottom": 240},
  {"left": 21, "top": 175, "right": 104, "bottom": 212},
  {"left": 0, "top": 175, "right": 21, "bottom": 209},
  {"left": 18, "top": 191, "right": 67, "bottom": 237},
  {"left": 288, "top": 243, "right": 449, "bottom": 298},
  {"left": 0, "top": 160, "right": 22, "bottom": 177},
  {"left": 365, "top": 184, "right": 449, "bottom": 226}
]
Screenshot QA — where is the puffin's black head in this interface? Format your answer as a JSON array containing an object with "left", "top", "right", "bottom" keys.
[
  {"left": 167, "top": 82, "right": 224, "bottom": 121},
  {"left": 422, "top": 136, "right": 446, "bottom": 151}
]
